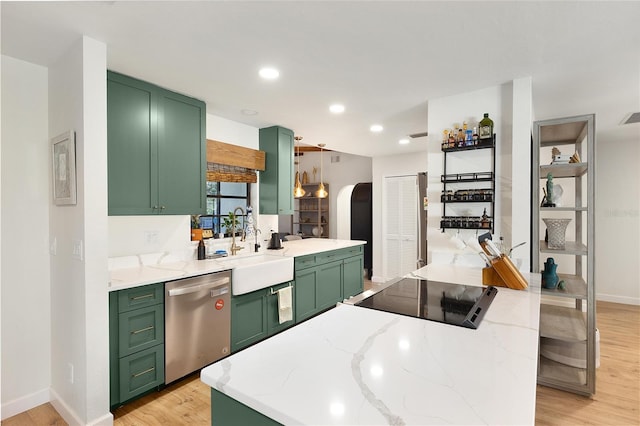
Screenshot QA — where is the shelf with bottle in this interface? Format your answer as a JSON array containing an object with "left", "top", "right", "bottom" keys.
[
  {"left": 441, "top": 188, "right": 493, "bottom": 203},
  {"left": 441, "top": 114, "right": 494, "bottom": 151},
  {"left": 440, "top": 215, "right": 492, "bottom": 230},
  {"left": 540, "top": 273, "right": 587, "bottom": 299}
]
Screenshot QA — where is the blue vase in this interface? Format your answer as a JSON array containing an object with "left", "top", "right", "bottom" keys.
[{"left": 541, "top": 257, "right": 559, "bottom": 289}]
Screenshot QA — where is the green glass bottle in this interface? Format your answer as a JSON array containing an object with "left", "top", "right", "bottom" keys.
[{"left": 478, "top": 113, "right": 494, "bottom": 140}]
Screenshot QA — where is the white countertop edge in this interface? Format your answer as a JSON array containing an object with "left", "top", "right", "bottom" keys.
[{"left": 109, "top": 239, "right": 366, "bottom": 292}]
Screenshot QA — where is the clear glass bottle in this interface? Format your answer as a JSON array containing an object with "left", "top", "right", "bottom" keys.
[{"left": 478, "top": 113, "right": 494, "bottom": 140}]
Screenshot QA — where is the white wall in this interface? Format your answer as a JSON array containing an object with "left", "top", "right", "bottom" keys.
[
  {"left": 426, "top": 82, "right": 531, "bottom": 268},
  {"left": 296, "top": 150, "right": 372, "bottom": 238},
  {"left": 1, "top": 56, "right": 51, "bottom": 418},
  {"left": 48, "top": 37, "right": 111, "bottom": 425},
  {"left": 371, "top": 151, "right": 428, "bottom": 282}
]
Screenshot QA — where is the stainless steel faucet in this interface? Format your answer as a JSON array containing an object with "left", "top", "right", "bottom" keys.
[{"left": 230, "top": 207, "right": 246, "bottom": 255}]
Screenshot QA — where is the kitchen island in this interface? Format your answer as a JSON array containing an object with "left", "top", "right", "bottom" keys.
[{"left": 201, "top": 264, "right": 541, "bottom": 425}]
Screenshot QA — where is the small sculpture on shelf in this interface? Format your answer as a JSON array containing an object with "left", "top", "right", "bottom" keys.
[
  {"left": 542, "top": 173, "right": 556, "bottom": 207},
  {"left": 541, "top": 257, "right": 566, "bottom": 290}
]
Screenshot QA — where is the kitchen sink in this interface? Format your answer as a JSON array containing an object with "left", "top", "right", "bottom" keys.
[{"left": 218, "top": 254, "right": 294, "bottom": 296}]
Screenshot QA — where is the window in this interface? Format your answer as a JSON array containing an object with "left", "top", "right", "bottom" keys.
[{"left": 205, "top": 182, "right": 250, "bottom": 235}]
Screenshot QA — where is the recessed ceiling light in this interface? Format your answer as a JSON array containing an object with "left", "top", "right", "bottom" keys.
[
  {"left": 329, "top": 104, "right": 345, "bottom": 114},
  {"left": 241, "top": 109, "right": 258, "bottom": 116},
  {"left": 259, "top": 67, "right": 279, "bottom": 80},
  {"left": 370, "top": 124, "right": 383, "bottom": 133},
  {"left": 399, "top": 138, "right": 410, "bottom": 145}
]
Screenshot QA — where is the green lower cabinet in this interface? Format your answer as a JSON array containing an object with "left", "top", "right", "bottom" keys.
[
  {"left": 343, "top": 255, "right": 364, "bottom": 299},
  {"left": 316, "top": 260, "right": 343, "bottom": 311},
  {"left": 231, "top": 282, "right": 295, "bottom": 352},
  {"left": 294, "top": 268, "right": 320, "bottom": 322},
  {"left": 119, "top": 345, "right": 164, "bottom": 403},
  {"left": 231, "top": 288, "right": 269, "bottom": 352},
  {"left": 294, "top": 248, "right": 365, "bottom": 322},
  {"left": 211, "top": 389, "right": 282, "bottom": 426},
  {"left": 110, "top": 283, "right": 165, "bottom": 409}
]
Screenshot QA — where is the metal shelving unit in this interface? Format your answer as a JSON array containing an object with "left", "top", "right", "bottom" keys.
[
  {"left": 532, "top": 114, "right": 596, "bottom": 396},
  {"left": 293, "top": 183, "right": 329, "bottom": 238},
  {"left": 440, "top": 135, "right": 496, "bottom": 232}
]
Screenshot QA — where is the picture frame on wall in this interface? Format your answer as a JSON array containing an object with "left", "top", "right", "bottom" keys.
[{"left": 51, "top": 130, "right": 77, "bottom": 205}]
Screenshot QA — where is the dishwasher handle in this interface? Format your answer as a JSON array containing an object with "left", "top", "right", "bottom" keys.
[{"left": 167, "top": 277, "right": 230, "bottom": 297}]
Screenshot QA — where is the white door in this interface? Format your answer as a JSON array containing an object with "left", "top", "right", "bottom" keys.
[{"left": 383, "top": 175, "right": 418, "bottom": 279}]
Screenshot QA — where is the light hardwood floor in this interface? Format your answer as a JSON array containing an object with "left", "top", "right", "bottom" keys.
[{"left": 4, "top": 301, "right": 638, "bottom": 425}]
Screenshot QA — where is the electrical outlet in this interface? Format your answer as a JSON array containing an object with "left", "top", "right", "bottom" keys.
[
  {"left": 72, "top": 239, "right": 83, "bottom": 261},
  {"left": 144, "top": 231, "right": 159, "bottom": 245},
  {"left": 68, "top": 363, "right": 74, "bottom": 384}
]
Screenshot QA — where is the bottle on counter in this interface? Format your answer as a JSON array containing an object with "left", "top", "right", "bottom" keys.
[
  {"left": 197, "top": 239, "right": 205, "bottom": 260},
  {"left": 478, "top": 113, "right": 494, "bottom": 140},
  {"left": 472, "top": 127, "right": 479, "bottom": 144}
]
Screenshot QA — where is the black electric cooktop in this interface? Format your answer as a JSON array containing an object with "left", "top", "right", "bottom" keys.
[{"left": 355, "top": 278, "right": 498, "bottom": 329}]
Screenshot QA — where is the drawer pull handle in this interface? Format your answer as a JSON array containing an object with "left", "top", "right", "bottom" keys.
[
  {"left": 132, "top": 367, "right": 155, "bottom": 378},
  {"left": 131, "top": 326, "right": 154, "bottom": 335},
  {"left": 131, "top": 293, "right": 154, "bottom": 301}
]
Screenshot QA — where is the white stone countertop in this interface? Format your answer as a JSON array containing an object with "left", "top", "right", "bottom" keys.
[
  {"left": 201, "top": 264, "right": 541, "bottom": 425},
  {"left": 108, "top": 238, "right": 365, "bottom": 292}
]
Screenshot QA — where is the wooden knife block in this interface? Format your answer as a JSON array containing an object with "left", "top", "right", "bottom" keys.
[{"left": 482, "top": 255, "right": 528, "bottom": 290}]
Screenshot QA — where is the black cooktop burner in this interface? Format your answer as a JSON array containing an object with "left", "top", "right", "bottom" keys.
[{"left": 355, "top": 278, "right": 498, "bottom": 329}]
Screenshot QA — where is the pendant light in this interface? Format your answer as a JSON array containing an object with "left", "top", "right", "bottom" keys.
[
  {"left": 293, "top": 136, "right": 306, "bottom": 198},
  {"left": 314, "top": 143, "right": 328, "bottom": 199}
]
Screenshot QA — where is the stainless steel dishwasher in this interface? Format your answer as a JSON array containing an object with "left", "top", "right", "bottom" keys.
[{"left": 165, "top": 270, "right": 231, "bottom": 384}]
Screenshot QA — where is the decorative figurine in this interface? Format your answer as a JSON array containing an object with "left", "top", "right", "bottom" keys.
[
  {"left": 541, "top": 257, "right": 559, "bottom": 289},
  {"left": 542, "top": 173, "right": 556, "bottom": 207}
]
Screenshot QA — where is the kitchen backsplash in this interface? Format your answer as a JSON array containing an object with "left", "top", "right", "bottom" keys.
[{"left": 108, "top": 214, "right": 280, "bottom": 268}]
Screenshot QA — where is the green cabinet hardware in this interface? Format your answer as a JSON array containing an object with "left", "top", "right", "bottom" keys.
[
  {"left": 231, "top": 281, "right": 295, "bottom": 352},
  {"left": 110, "top": 283, "right": 165, "bottom": 408},
  {"left": 259, "top": 126, "right": 294, "bottom": 215},
  {"left": 107, "top": 71, "right": 206, "bottom": 215}
]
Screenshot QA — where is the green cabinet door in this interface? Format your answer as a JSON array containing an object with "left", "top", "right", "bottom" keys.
[
  {"left": 294, "top": 267, "right": 319, "bottom": 322},
  {"left": 231, "top": 289, "right": 268, "bottom": 352},
  {"left": 316, "top": 260, "right": 343, "bottom": 311},
  {"left": 107, "top": 71, "right": 206, "bottom": 215},
  {"left": 157, "top": 90, "right": 206, "bottom": 215},
  {"left": 259, "top": 126, "right": 294, "bottom": 215},
  {"left": 266, "top": 282, "right": 295, "bottom": 336},
  {"left": 343, "top": 255, "right": 364, "bottom": 299},
  {"left": 107, "top": 73, "right": 158, "bottom": 215}
]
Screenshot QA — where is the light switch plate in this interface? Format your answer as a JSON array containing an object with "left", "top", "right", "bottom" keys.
[
  {"left": 50, "top": 236, "right": 57, "bottom": 256},
  {"left": 72, "top": 239, "right": 83, "bottom": 261}
]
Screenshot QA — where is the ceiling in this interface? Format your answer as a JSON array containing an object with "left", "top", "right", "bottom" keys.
[{"left": 2, "top": 1, "right": 639, "bottom": 157}]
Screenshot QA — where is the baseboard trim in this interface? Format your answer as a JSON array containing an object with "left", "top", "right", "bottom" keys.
[
  {"left": 597, "top": 293, "right": 640, "bottom": 306},
  {"left": 87, "top": 411, "right": 114, "bottom": 426},
  {"left": 1, "top": 388, "right": 50, "bottom": 420},
  {"left": 50, "top": 388, "right": 83, "bottom": 426}
]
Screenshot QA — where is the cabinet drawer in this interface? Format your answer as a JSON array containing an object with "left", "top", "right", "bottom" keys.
[
  {"left": 119, "top": 345, "right": 164, "bottom": 403},
  {"left": 118, "top": 283, "right": 164, "bottom": 313},
  {"left": 295, "top": 254, "right": 317, "bottom": 270},
  {"left": 118, "top": 304, "right": 164, "bottom": 357}
]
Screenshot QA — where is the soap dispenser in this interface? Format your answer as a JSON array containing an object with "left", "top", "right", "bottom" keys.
[{"left": 197, "top": 239, "right": 205, "bottom": 260}]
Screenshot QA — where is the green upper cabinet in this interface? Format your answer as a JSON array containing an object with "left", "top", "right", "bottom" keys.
[
  {"left": 259, "top": 126, "right": 294, "bottom": 215},
  {"left": 107, "top": 71, "right": 206, "bottom": 215}
]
